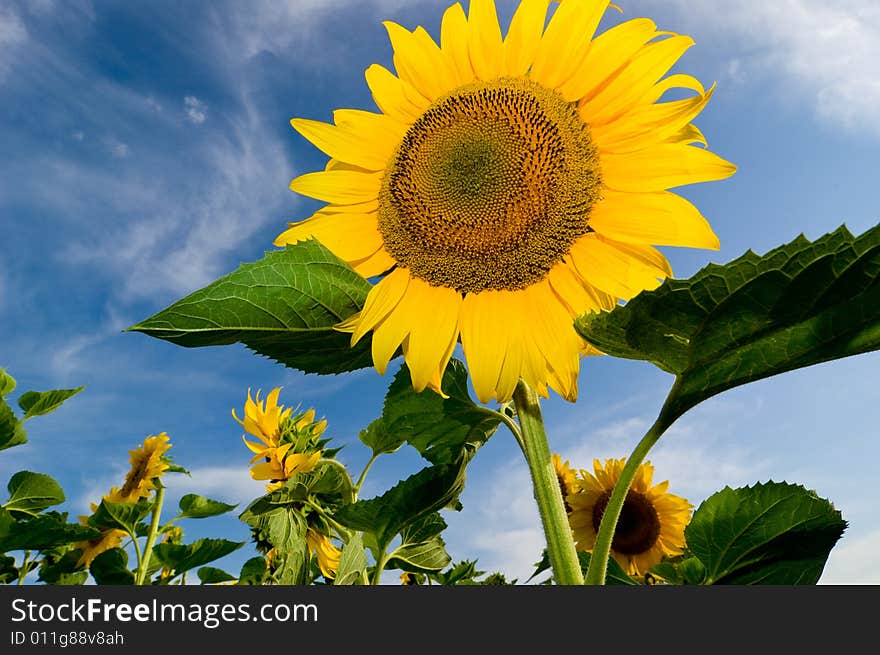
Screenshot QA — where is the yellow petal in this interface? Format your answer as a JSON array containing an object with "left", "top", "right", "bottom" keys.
[
  {"left": 384, "top": 21, "right": 450, "bottom": 103},
  {"left": 350, "top": 247, "right": 397, "bottom": 279},
  {"left": 460, "top": 290, "right": 511, "bottom": 404},
  {"left": 274, "top": 211, "right": 383, "bottom": 262},
  {"left": 547, "top": 262, "right": 616, "bottom": 318},
  {"left": 441, "top": 3, "right": 475, "bottom": 85},
  {"left": 568, "top": 234, "right": 665, "bottom": 299},
  {"left": 581, "top": 34, "right": 696, "bottom": 125},
  {"left": 601, "top": 144, "right": 737, "bottom": 192},
  {"left": 503, "top": 0, "right": 551, "bottom": 77},
  {"left": 290, "top": 112, "right": 402, "bottom": 171},
  {"left": 588, "top": 190, "right": 720, "bottom": 249},
  {"left": 350, "top": 267, "right": 411, "bottom": 345},
  {"left": 532, "top": 0, "right": 610, "bottom": 92},
  {"left": 364, "top": 63, "right": 428, "bottom": 124},
  {"left": 567, "top": 18, "right": 659, "bottom": 103},
  {"left": 467, "top": 0, "right": 504, "bottom": 81},
  {"left": 401, "top": 279, "right": 462, "bottom": 392},
  {"left": 289, "top": 169, "right": 383, "bottom": 204},
  {"left": 597, "top": 235, "right": 673, "bottom": 278}
]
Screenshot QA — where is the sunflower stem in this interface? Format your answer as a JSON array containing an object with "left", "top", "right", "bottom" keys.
[
  {"left": 512, "top": 380, "right": 583, "bottom": 585},
  {"left": 354, "top": 453, "right": 379, "bottom": 500},
  {"left": 136, "top": 487, "right": 166, "bottom": 586},
  {"left": 583, "top": 384, "right": 678, "bottom": 585}
]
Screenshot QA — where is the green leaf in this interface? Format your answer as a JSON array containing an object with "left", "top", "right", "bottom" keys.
[
  {"left": 0, "top": 510, "right": 100, "bottom": 552},
  {"left": 0, "top": 554, "right": 18, "bottom": 584},
  {"left": 686, "top": 482, "right": 846, "bottom": 585},
  {"left": 0, "top": 398, "right": 27, "bottom": 452},
  {"left": 38, "top": 548, "right": 89, "bottom": 585},
  {"left": 333, "top": 533, "right": 367, "bottom": 586},
  {"left": 128, "top": 240, "right": 376, "bottom": 375},
  {"left": 236, "top": 557, "right": 269, "bottom": 585},
  {"left": 0, "top": 368, "right": 16, "bottom": 396},
  {"left": 18, "top": 387, "right": 84, "bottom": 420},
  {"left": 88, "top": 500, "right": 153, "bottom": 535},
  {"left": 176, "top": 494, "right": 237, "bottom": 520},
  {"left": 240, "top": 504, "right": 309, "bottom": 585},
  {"left": 3, "top": 471, "right": 65, "bottom": 516},
  {"left": 197, "top": 566, "right": 237, "bottom": 584},
  {"left": 152, "top": 538, "right": 245, "bottom": 576},
  {"left": 431, "top": 560, "right": 483, "bottom": 585},
  {"left": 376, "top": 359, "right": 501, "bottom": 465},
  {"left": 89, "top": 548, "right": 135, "bottom": 585},
  {"left": 334, "top": 457, "right": 468, "bottom": 552},
  {"left": 576, "top": 225, "right": 880, "bottom": 424},
  {"left": 387, "top": 513, "right": 451, "bottom": 574},
  {"left": 358, "top": 419, "right": 405, "bottom": 458}
]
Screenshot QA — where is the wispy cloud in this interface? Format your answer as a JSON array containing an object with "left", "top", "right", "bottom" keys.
[
  {"left": 0, "top": 4, "right": 28, "bottom": 81},
  {"left": 184, "top": 95, "right": 207, "bottom": 125},
  {"left": 820, "top": 529, "right": 880, "bottom": 584}
]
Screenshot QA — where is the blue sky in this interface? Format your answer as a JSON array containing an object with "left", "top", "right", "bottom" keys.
[{"left": 1, "top": 0, "right": 878, "bottom": 584}]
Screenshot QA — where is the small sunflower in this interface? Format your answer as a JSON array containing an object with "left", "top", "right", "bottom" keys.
[
  {"left": 250, "top": 443, "right": 322, "bottom": 488},
  {"left": 306, "top": 528, "right": 342, "bottom": 579},
  {"left": 277, "top": 0, "right": 735, "bottom": 403},
  {"left": 114, "top": 433, "right": 172, "bottom": 502},
  {"left": 74, "top": 523, "right": 127, "bottom": 568},
  {"left": 233, "top": 388, "right": 292, "bottom": 456},
  {"left": 567, "top": 457, "right": 692, "bottom": 576},
  {"left": 552, "top": 453, "right": 577, "bottom": 499}
]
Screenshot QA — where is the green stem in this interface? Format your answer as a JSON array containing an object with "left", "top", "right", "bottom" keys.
[
  {"left": 370, "top": 549, "right": 389, "bottom": 586},
  {"left": 512, "top": 380, "right": 583, "bottom": 585},
  {"left": 135, "top": 487, "right": 165, "bottom": 586},
  {"left": 583, "top": 387, "right": 678, "bottom": 585},
  {"left": 17, "top": 551, "right": 31, "bottom": 585},
  {"left": 354, "top": 454, "right": 379, "bottom": 499}
]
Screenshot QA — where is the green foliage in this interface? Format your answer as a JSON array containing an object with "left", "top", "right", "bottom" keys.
[
  {"left": 88, "top": 500, "right": 153, "bottom": 536},
  {"left": 128, "top": 240, "right": 376, "bottom": 375},
  {"left": 3, "top": 472, "right": 65, "bottom": 517},
  {"left": 0, "top": 369, "right": 16, "bottom": 396},
  {"left": 386, "top": 514, "right": 452, "bottom": 574},
  {"left": 0, "top": 510, "right": 99, "bottom": 552},
  {"left": 18, "top": 388, "right": 84, "bottom": 420},
  {"left": 197, "top": 566, "right": 237, "bottom": 584},
  {"left": 240, "top": 501, "right": 310, "bottom": 585},
  {"left": 152, "top": 538, "right": 245, "bottom": 577},
  {"left": 335, "top": 458, "right": 468, "bottom": 553},
  {"left": 90, "top": 548, "right": 136, "bottom": 585},
  {"left": 236, "top": 557, "right": 269, "bottom": 585},
  {"left": 334, "top": 533, "right": 367, "bottom": 586},
  {"left": 0, "top": 398, "right": 27, "bottom": 452},
  {"left": 685, "top": 482, "right": 846, "bottom": 584},
  {"left": 531, "top": 549, "right": 638, "bottom": 585},
  {"left": 176, "top": 494, "right": 237, "bottom": 520},
  {"left": 369, "top": 360, "right": 501, "bottom": 465},
  {"left": 576, "top": 225, "right": 880, "bottom": 425}
]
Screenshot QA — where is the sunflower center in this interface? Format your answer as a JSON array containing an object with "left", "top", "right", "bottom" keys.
[
  {"left": 592, "top": 490, "right": 661, "bottom": 556},
  {"left": 378, "top": 77, "right": 601, "bottom": 294}
]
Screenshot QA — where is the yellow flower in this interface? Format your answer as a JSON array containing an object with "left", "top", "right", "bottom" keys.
[
  {"left": 277, "top": 0, "right": 735, "bottom": 403},
  {"left": 250, "top": 444, "right": 322, "bottom": 483},
  {"left": 114, "top": 433, "right": 172, "bottom": 502},
  {"left": 400, "top": 572, "right": 418, "bottom": 585},
  {"left": 552, "top": 453, "right": 576, "bottom": 498},
  {"left": 306, "top": 528, "right": 341, "bottom": 579},
  {"left": 233, "top": 388, "right": 292, "bottom": 458},
  {"left": 74, "top": 523, "right": 127, "bottom": 569},
  {"left": 567, "top": 457, "right": 693, "bottom": 576}
]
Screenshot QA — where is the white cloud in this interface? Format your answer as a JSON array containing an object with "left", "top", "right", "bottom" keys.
[
  {"left": 0, "top": 5, "right": 28, "bottom": 81},
  {"left": 184, "top": 95, "right": 207, "bottom": 124},
  {"left": 104, "top": 138, "right": 129, "bottom": 158},
  {"left": 820, "top": 529, "right": 880, "bottom": 584},
  {"left": 639, "top": 0, "right": 880, "bottom": 136}
]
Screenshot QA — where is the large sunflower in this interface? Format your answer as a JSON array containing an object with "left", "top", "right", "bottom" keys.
[
  {"left": 567, "top": 457, "right": 692, "bottom": 576},
  {"left": 277, "top": 0, "right": 735, "bottom": 403},
  {"left": 112, "top": 432, "right": 171, "bottom": 502}
]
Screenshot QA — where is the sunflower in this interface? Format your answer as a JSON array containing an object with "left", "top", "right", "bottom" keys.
[
  {"left": 74, "top": 523, "right": 127, "bottom": 568},
  {"left": 250, "top": 443, "right": 322, "bottom": 488},
  {"left": 112, "top": 432, "right": 172, "bottom": 502},
  {"left": 233, "top": 388, "right": 292, "bottom": 456},
  {"left": 567, "top": 457, "right": 692, "bottom": 576},
  {"left": 277, "top": 0, "right": 735, "bottom": 403},
  {"left": 552, "top": 452, "right": 577, "bottom": 512},
  {"left": 306, "top": 528, "right": 342, "bottom": 579}
]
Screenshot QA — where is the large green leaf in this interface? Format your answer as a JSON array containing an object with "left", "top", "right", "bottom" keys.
[
  {"left": 152, "top": 538, "right": 245, "bottom": 576},
  {"left": 686, "top": 482, "right": 846, "bottom": 585},
  {"left": 0, "top": 398, "right": 27, "bottom": 452},
  {"left": 127, "top": 240, "right": 376, "bottom": 375},
  {"left": 333, "top": 533, "right": 367, "bottom": 586},
  {"left": 374, "top": 359, "right": 501, "bottom": 465},
  {"left": 175, "top": 494, "right": 237, "bottom": 520},
  {"left": 197, "top": 566, "right": 237, "bottom": 584},
  {"left": 88, "top": 500, "right": 152, "bottom": 535},
  {"left": 334, "top": 458, "right": 468, "bottom": 552},
  {"left": 387, "top": 514, "right": 451, "bottom": 574},
  {"left": 3, "top": 471, "right": 65, "bottom": 516},
  {"left": 576, "top": 225, "right": 880, "bottom": 424},
  {"left": 18, "top": 387, "right": 84, "bottom": 420},
  {"left": 239, "top": 504, "right": 309, "bottom": 585},
  {"left": 0, "top": 510, "right": 100, "bottom": 552},
  {"left": 90, "top": 548, "right": 135, "bottom": 585}
]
